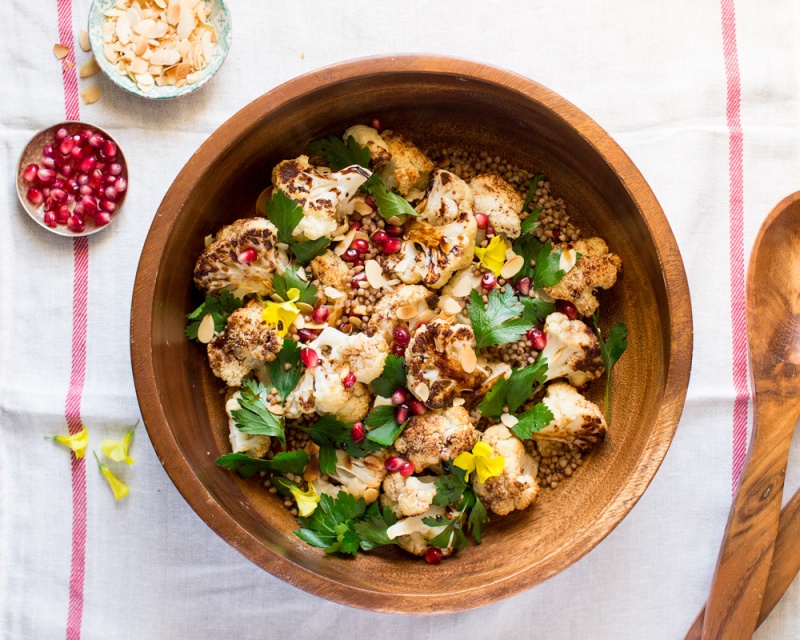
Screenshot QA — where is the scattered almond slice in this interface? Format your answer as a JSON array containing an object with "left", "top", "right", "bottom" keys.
[
  {"left": 79, "top": 30, "right": 91, "bottom": 52},
  {"left": 441, "top": 297, "right": 462, "bottom": 316},
  {"left": 65, "top": 60, "right": 75, "bottom": 69},
  {"left": 500, "top": 413, "right": 519, "bottom": 428},
  {"left": 559, "top": 247, "right": 578, "bottom": 272},
  {"left": 80, "top": 85, "right": 102, "bottom": 105},
  {"left": 80, "top": 58, "right": 101, "bottom": 78},
  {"left": 334, "top": 229, "right": 357, "bottom": 256},
  {"left": 500, "top": 255, "right": 525, "bottom": 279},
  {"left": 396, "top": 305, "right": 419, "bottom": 321},
  {"left": 414, "top": 382, "right": 430, "bottom": 402},
  {"left": 53, "top": 43, "right": 70, "bottom": 59},
  {"left": 324, "top": 286, "right": 345, "bottom": 300},
  {"left": 364, "top": 488, "right": 379, "bottom": 504},
  {"left": 197, "top": 313, "right": 215, "bottom": 343},
  {"left": 449, "top": 270, "right": 476, "bottom": 297},
  {"left": 267, "top": 404, "right": 284, "bottom": 416},
  {"left": 352, "top": 304, "right": 368, "bottom": 316},
  {"left": 460, "top": 345, "right": 477, "bottom": 373},
  {"left": 296, "top": 302, "right": 314, "bottom": 315},
  {"left": 365, "top": 260, "right": 389, "bottom": 289},
  {"left": 353, "top": 200, "right": 373, "bottom": 216},
  {"left": 452, "top": 397, "right": 466, "bottom": 407}
]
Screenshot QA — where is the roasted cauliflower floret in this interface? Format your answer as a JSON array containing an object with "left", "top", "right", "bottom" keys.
[
  {"left": 469, "top": 174, "right": 523, "bottom": 239},
  {"left": 343, "top": 125, "right": 391, "bottom": 167},
  {"left": 207, "top": 306, "right": 283, "bottom": 387},
  {"left": 381, "top": 474, "right": 438, "bottom": 517},
  {"left": 393, "top": 406, "right": 479, "bottom": 472},
  {"left": 335, "top": 382, "right": 373, "bottom": 423},
  {"left": 194, "top": 218, "right": 290, "bottom": 296},
  {"left": 385, "top": 505, "right": 453, "bottom": 557},
  {"left": 541, "top": 312, "right": 604, "bottom": 386},
  {"left": 309, "top": 250, "right": 350, "bottom": 291},
  {"left": 365, "top": 284, "right": 439, "bottom": 342},
  {"left": 319, "top": 450, "right": 387, "bottom": 501},
  {"left": 472, "top": 425, "right": 539, "bottom": 516},
  {"left": 537, "top": 381, "right": 607, "bottom": 452},
  {"left": 416, "top": 169, "right": 474, "bottom": 225},
  {"left": 543, "top": 237, "right": 622, "bottom": 317},
  {"left": 375, "top": 130, "right": 434, "bottom": 198},
  {"left": 272, "top": 155, "right": 370, "bottom": 241},
  {"left": 225, "top": 391, "right": 271, "bottom": 458}
]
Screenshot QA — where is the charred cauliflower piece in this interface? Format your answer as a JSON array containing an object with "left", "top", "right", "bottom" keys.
[
  {"left": 207, "top": 306, "right": 283, "bottom": 387},
  {"left": 537, "top": 381, "right": 607, "bottom": 452},
  {"left": 225, "top": 391, "right": 271, "bottom": 458},
  {"left": 386, "top": 506, "right": 454, "bottom": 557},
  {"left": 469, "top": 174, "right": 523, "bottom": 239},
  {"left": 194, "top": 218, "right": 289, "bottom": 296},
  {"left": 311, "top": 450, "right": 387, "bottom": 502},
  {"left": 375, "top": 130, "right": 434, "bottom": 198},
  {"left": 365, "top": 283, "right": 439, "bottom": 342},
  {"left": 543, "top": 237, "right": 622, "bottom": 317},
  {"left": 393, "top": 171, "right": 477, "bottom": 290},
  {"left": 343, "top": 125, "right": 391, "bottom": 167},
  {"left": 541, "top": 312, "right": 604, "bottom": 386},
  {"left": 472, "top": 425, "right": 539, "bottom": 516},
  {"left": 381, "top": 474, "right": 438, "bottom": 517},
  {"left": 393, "top": 406, "right": 479, "bottom": 473},
  {"left": 272, "top": 155, "right": 370, "bottom": 241},
  {"left": 309, "top": 250, "right": 350, "bottom": 291}
]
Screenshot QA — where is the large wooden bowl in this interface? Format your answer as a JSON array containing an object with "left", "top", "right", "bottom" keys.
[{"left": 131, "top": 55, "right": 692, "bottom": 613}]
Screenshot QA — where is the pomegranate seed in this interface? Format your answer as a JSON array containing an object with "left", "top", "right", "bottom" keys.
[
  {"left": 395, "top": 404, "right": 409, "bottom": 424},
  {"left": 65, "top": 194, "right": 75, "bottom": 205},
  {"left": 343, "top": 372, "right": 356, "bottom": 388},
  {"left": 527, "top": 328, "right": 547, "bottom": 351},
  {"left": 105, "top": 174, "right": 117, "bottom": 185},
  {"left": 364, "top": 195, "right": 376, "bottom": 209},
  {"left": 43, "top": 211, "right": 57, "bottom": 227},
  {"left": 390, "top": 344, "right": 406, "bottom": 356},
  {"left": 72, "top": 134, "right": 82, "bottom": 144},
  {"left": 384, "top": 456, "right": 405, "bottom": 472},
  {"left": 59, "top": 137, "right": 75, "bottom": 155},
  {"left": 55, "top": 127, "right": 69, "bottom": 142},
  {"left": 516, "top": 276, "right": 532, "bottom": 296},
  {"left": 50, "top": 188, "right": 66, "bottom": 203},
  {"left": 486, "top": 226, "right": 495, "bottom": 238},
  {"left": 297, "top": 328, "right": 320, "bottom": 342},
  {"left": 552, "top": 229, "right": 561, "bottom": 242},
  {"left": 22, "top": 164, "right": 38, "bottom": 183},
  {"left": 409, "top": 399, "right": 427, "bottom": 416},
  {"left": 56, "top": 205, "right": 71, "bottom": 224},
  {"left": 67, "top": 215, "right": 85, "bottom": 233},
  {"left": 300, "top": 348, "right": 319, "bottom": 368},
  {"left": 80, "top": 195, "right": 97, "bottom": 212},
  {"left": 73, "top": 203, "right": 85, "bottom": 217},
  {"left": 53, "top": 177, "right": 66, "bottom": 189},
  {"left": 386, "top": 224, "right": 404, "bottom": 237},
  {"left": 556, "top": 300, "right": 579, "bottom": 320},
  {"left": 43, "top": 197, "right": 55, "bottom": 211},
  {"left": 481, "top": 272, "right": 496, "bottom": 289},
  {"left": 88, "top": 133, "right": 104, "bottom": 148},
  {"left": 99, "top": 199, "right": 117, "bottom": 213},
  {"left": 382, "top": 238, "right": 403, "bottom": 254},
  {"left": 372, "top": 230, "right": 389, "bottom": 246},
  {"left": 425, "top": 547, "right": 443, "bottom": 565},
  {"left": 391, "top": 388, "right": 408, "bottom": 406},
  {"left": 79, "top": 155, "right": 97, "bottom": 173},
  {"left": 352, "top": 258, "right": 364, "bottom": 267},
  {"left": 351, "top": 272, "right": 367, "bottom": 289},
  {"left": 393, "top": 326, "right": 411, "bottom": 346},
  {"left": 342, "top": 247, "right": 359, "bottom": 262},
  {"left": 102, "top": 140, "right": 117, "bottom": 158},
  {"left": 41, "top": 156, "right": 57, "bottom": 170},
  {"left": 79, "top": 185, "right": 93, "bottom": 196},
  {"left": 70, "top": 144, "right": 85, "bottom": 161},
  {"left": 93, "top": 211, "right": 112, "bottom": 226},
  {"left": 475, "top": 212, "right": 489, "bottom": 229},
  {"left": 351, "top": 422, "right": 366, "bottom": 443},
  {"left": 104, "top": 186, "right": 118, "bottom": 201},
  {"left": 352, "top": 238, "right": 369, "bottom": 254},
  {"left": 76, "top": 173, "right": 90, "bottom": 186},
  {"left": 60, "top": 164, "right": 74, "bottom": 178},
  {"left": 575, "top": 382, "right": 590, "bottom": 393},
  {"left": 42, "top": 144, "right": 55, "bottom": 157},
  {"left": 80, "top": 128, "right": 93, "bottom": 141},
  {"left": 42, "top": 187, "right": 52, "bottom": 199},
  {"left": 400, "top": 461, "right": 415, "bottom": 477},
  {"left": 350, "top": 221, "right": 362, "bottom": 231},
  {"left": 371, "top": 118, "right": 382, "bottom": 132},
  {"left": 26, "top": 187, "right": 43, "bottom": 206},
  {"left": 89, "top": 169, "right": 104, "bottom": 187},
  {"left": 109, "top": 162, "right": 123, "bottom": 176},
  {"left": 114, "top": 177, "right": 127, "bottom": 193},
  {"left": 237, "top": 248, "right": 257, "bottom": 264},
  {"left": 37, "top": 168, "right": 56, "bottom": 184},
  {"left": 311, "top": 305, "right": 329, "bottom": 323}
]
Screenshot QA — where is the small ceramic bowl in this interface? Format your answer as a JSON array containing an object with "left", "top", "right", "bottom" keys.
[
  {"left": 16, "top": 121, "right": 128, "bottom": 237},
  {"left": 87, "top": 0, "right": 232, "bottom": 100}
]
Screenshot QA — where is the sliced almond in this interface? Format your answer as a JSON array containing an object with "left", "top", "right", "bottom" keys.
[
  {"left": 364, "top": 488, "right": 379, "bottom": 504},
  {"left": 79, "top": 30, "right": 91, "bottom": 52},
  {"left": 460, "top": 345, "right": 477, "bottom": 373},
  {"left": 186, "top": 70, "right": 202, "bottom": 84},
  {"left": 559, "top": 247, "right": 578, "bottom": 273},
  {"left": 414, "top": 382, "right": 430, "bottom": 402},
  {"left": 80, "top": 85, "right": 102, "bottom": 105},
  {"left": 387, "top": 216, "right": 404, "bottom": 226},
  {"left": 353, "top": 200, "right": 373, "bottom": 216},
  {"left": 129, "top": 56, "right": 149, "bottom": 74},
  {"left": 500, "top": 413, "right": 519, "bottom": 428},
  {"left": 500, "top": 255, "right": 525, "bottom": 280},
  {"left": 197, "top": 313, "right": 215, "bottom": 343},
  {"left": 296, "top": 302, "right": 314, "bottom": 315},
  {"left": 293, "top": 315, "right": 305, "bottom": 330},
  {"left": 450, "top": 271, "right": 477, "bottom": 297},
  {"left": 396, "top": 305, "right": 419, "bottom": 321},
  {"left": 116, "top": 14, "right": 133, "bottom": 44},
  {"left": 267, "top": 404, "right": 284, "bottom": 416},
  {"left": 352, "top": 304, "right": 367, "bottom": 316},
  {"left": 295, "top": 267, "right": 308, "bottom": 282},
  {"left": 348, "top": 317, "right": 363, "bottom": 329},
  {"left": 324, "top": 286, "right": 345, "bottom": 300},
  {"left": 333, "top": 229, "right": 357, "bottom": 256},
  {"left": 364, "top": 260, "right": 388, "bottom": 289},
  {"left": 80, "top": 57, "right": 100, "bottom": 78},
  {"left": 203, "top": 233, "right": 214, "bottom": 247},
  {"left": 442, "top": 297, "right": 462, "bottom": 316},
  {"left": 53, "top": 43, "right": 70, "bottom": 59},
  {"left": 452, "top": 397, "right": 466, "bottom": 407}
]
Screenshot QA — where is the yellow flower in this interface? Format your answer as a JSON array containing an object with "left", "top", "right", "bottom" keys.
[
  {"left": 49, "top": 428, "right": 88, "bottom": 459},
  {"left": 101, "top": 425, "right": 136, "bottom": 466},
  {"left": 453, "top": 441, "right": 505, "bottom": 484},
  {"left": 262, "top": 287, "right": 300, "bottom": 337},
  {"left": 290, "top": 484, "right": 320, "bottom": 517},
  {"left": 94, "top": 452, "right": 129, "bottom": 501},
  {"left": 473, "top": 236, "right": 507, "bottom": 276}
]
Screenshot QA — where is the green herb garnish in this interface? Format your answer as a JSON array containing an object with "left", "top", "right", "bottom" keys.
[
  {"left": 272, "top": 264, "right": 318, "bottom": 305},
  {"left": 520, "top": 296, "right": 556, "bottom": 324},
  {"left": 299, "top": 415, "right": 382, "bottom": 458},
  {"left": 520, "top": 175, "right": 544, "bottom": 234},
  {"left": 511, "top": 402, "right": 555, "bottom": 441},
  {"left": 230, "top": 379, "right": 286, "bottom": 447},
  {"left": 467, "top": 288, "right": 535, "bottom": 350},
  {"left": 370, "top": 355, "right": 407, "bottom": 398},
  {"left": 592, "top": 312, "right": 628, "bottom": 422},
  {"left": 185, "top": 291, "right": 243, "bottom": 340},
  {"left": 308, "top": 135, "right": 371, "bottom": 171},
  {"left": 364, "top": 405, "right": 407, "bottom": 446},
  {"left": 432, "top": 467, "right": 489, "bottom": 544},
  {"left": 264, "top": 340, "right": 303, "bottom": 403},
  {"left": 478, "top": 358, "right": 548, "bottom": 419},
  {"left": 361, "top": 175, "right": 420, "bottom": 220},
  {"left": 264, "top": 190, "right": 330, "bottom": 265},
  {"left": 215, "top": 450, "right": 309, "bottom": 478}
]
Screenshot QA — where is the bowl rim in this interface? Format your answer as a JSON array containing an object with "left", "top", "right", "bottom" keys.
[{"left": 130, "top": 54, "right": 693, "bottom": 614}]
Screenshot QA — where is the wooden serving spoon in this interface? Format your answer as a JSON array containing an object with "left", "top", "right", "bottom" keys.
[{"left": 696, "top": 191, "right": 800, "bottom": 639}]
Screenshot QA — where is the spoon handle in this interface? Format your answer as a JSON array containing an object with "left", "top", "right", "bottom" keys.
[{"left": 700, "top": 396, "right": 795, "bottom": 639}]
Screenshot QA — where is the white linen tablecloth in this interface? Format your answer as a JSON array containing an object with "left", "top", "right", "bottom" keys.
[{"left": 3, "top": 1, "right": 800, "bottom": 638}]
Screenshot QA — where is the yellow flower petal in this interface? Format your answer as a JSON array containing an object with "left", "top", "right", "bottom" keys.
[
  {"left": 473, "top": 236, "right": 507, "bottom": 277},
  {"left": 475, "top": 454, "right": 505, "bottom": 484},
  {"left": 290, "top": 484, "right": 320, "bottom": 517},
  {"left": 94, "top": 452, "right": 129, "bottom": 501},
  {"left": 472, "top": 441, "right": 494, "bottom": 458},
  {"left": 455, "top": 441, "right": 505, "bottom": 483},
  {"left": 262, "top": 289, "right": 301, "bottom": 337},
  {"left": 51, "top": 428, "right": 88, "bottom": 459},
  {"left": 453, "top": 451, "right": 476, "bottom": 475},
  {"left": 101, "top": 429, "right": 135, "bottom": 466}
]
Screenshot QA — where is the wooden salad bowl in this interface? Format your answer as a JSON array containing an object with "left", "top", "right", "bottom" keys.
[{"left": 130, "top": 55, "right": 693, "bottom": 613}]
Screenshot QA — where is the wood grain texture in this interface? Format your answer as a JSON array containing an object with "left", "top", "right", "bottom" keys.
[
  {"left": 699, "top": 192, "right": 800, "bottom": 639},
  {"left": 129, "top": 55, "right": 693, "bottom": 613}
]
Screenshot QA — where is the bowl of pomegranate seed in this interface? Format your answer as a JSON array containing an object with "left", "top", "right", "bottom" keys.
[{"left": 16, "top": 122, "right": 128, "bottom": 236}]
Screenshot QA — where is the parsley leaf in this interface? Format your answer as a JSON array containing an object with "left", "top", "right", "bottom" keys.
[
  {"left": 215, "top": 450, "right": 309, "bottom": 478},
  {"left": 264, "top": 340, "right": 303, "bottom": 403},
  {"left": 592, "top": 312, "right": 628, "bottom": 423},
  {"left": 295, "top": 492, "right": 369, "bottom": 556},
  {"left": 291, "top": 238, "right": 330, "bottom": 265},
  {"left": 308, "top": 135, "right": 371, "bottom": 171},
  {"left": 521, "top": 174, "right": 544, "bottom": 219},
  {"left": 531, "top": 240, "right": 566, "bottom": 289},
  {"left": 520, "top": 208, "right": 543, "bottom": 235},
  {"left": 230, "top": 379, "right": 286, "bottom": 446},
  {"left": 269, "top": 476, "right": 298, "bottom": 497},
  {"left": 423, "top": 517, "right": 469, "bottom": 552},
  {"left": 467, "top": 497, "right": 489, "bottom": 544},
  {"left": 272, "top": 265, "right": 318, "bottom": 305},
  {"left": 361, "top": 175, "right": 419, "bottom": 220},
  {"left": 479, "top": 359, "right": 549, "bottom": 419},
  {"left": 467, "top": 288, "right": 534, "bottom": 350},
  {"left": 511, "top": 402, "right": 554, "bottom": 440},
  {"left": 185, "top": 291, "right": 244, "bottom": 340},
  {"left": 265, "top": 189, "right": 304, "bottom": 245},
  {"left": 299, "top": 415, "right": 382, "bottom": 458},
  {"left": 520, "top": 296, "right": 555, "bottom": 324},
  {"left": 353, "top": 502, "right": 398, "bottom": 551},
  {"left": 364, "top": 405, "right": 407, "bottom": 446},
  {"left": 432, "top": 471, "right": 488, "bottom": 545},
  {"left": 318, "top": 445, "right": 338, "bottom": 476},
  {"left": 370, "top": 355, "right": 407, "bottom": 398},
  {"left": 433, "top": 474, "right": 469, "bottom": 508}
]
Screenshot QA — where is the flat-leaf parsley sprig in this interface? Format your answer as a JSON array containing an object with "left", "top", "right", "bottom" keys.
[
  {"left": 467, "top": 287, "right": 535, "bottom": 350},
  {"left": 264, "top": 190, "right": 330, "bottom": 265},
  {"left": 185, "top": 290, "right": 243, "bottom": 340},
  {"left": 592, "top": 311, "right": 628, "bottom": 422}
]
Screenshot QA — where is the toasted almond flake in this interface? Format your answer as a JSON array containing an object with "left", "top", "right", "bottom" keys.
[
  {"left": 104, "top": 44, "right": 118, "bottom": 63},
  {"left": 450, "top": 271, "right": 475, "bottom": 297},
  {"left": 364, "top": 488, "right": 379, "bottom": 504},
  {"left": 500, "top": 255, "right": 525, "bottom": 279},
  {"left": 304, "top": 322, "right": 328, "bottom": 330},
  {"left": 500, "top": 413, "right": 519, "bottom": 428},
  {"left": 414, "top": 382, "right": 430, "bottom": 402},
  {"left": 197, "top": 313, "right": 215, "bottom": 343},
  {"left": 327, "top": 307, "right": 343, "bottom": 326},
  {"left": 352, "top": 304, "right": 368, "bottom": 316},
  {"left": 293, "top": 315, "right": 305, "bottom": 329},
  {"left": 203, "top": 234, "right": 214, "bottom": 247},
  {"left": 396, "top": 305, "right": 419, "bottom": 321},
  {"left": 461, "top": 345, "right": 477, "bottom": 373},
  {"left": 53, "top": 43, "right": 70, "bottom": 59},
  {"left": 66, "top": 60, "right": 75, "bottom": 69},
  {"left": 79, "top": 29, "right": 91, "bottom": 51},
  {"left": 442, "top": 297, "right": 462, "bottom": 316},
  {"left": 559, "top": 248, "right": 577, "bottom": 272},
  {"left": 353, "top": 200, "right": 373, "bottom": 216},
  {"left": 267, "top": 404, "right": 284, "bottom": 416},
  {"left": 150, "top": 47, "right": 181, "bottom": 66},
  {"left": 177, "top": 8, "right": 197, "bottom": 39},
  {"left": 387, "top": 216, "right": 403, "bottom": 226},
  {"left": 132, "top": 17, "right": 154, "bottom": 36},
  {"left": 136, "top": 72, "right": 155, "bottom": 90},
  {"left": 80, "top": 85, "right": 102, "bottom": 104},
  {"left": 116, "top": 13, "right": 133, "bottom": 44},
  {"left": 452, "top": 397, "right": 466, "bottom": 407},
  {"left": 348, "top": 317, "right": 363, "bottom": 329},
  {"left": 80, "top": 57, "right": 101, "bottom": 78},
  {"left": 324, "top": 286, "right": 345, "bottom": 300},
  {"left": 340, "top": 323, "right": 353, "bottom": 334},
  {"left": 364, "top": 260, "right": 388, "bottom": 289},
  {"left": 296, "top": 267, "right": 308, "bottom": 282},
  {"left": 334, "top": 229, "right": 357, "bottom": 256},
  {"left": 296, "top": 302, "right": 314, "bottom": 315}
]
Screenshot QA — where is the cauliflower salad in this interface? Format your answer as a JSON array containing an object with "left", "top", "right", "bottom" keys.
[{"left": 186, "top": 124, "right": 628, "bottom": 564}]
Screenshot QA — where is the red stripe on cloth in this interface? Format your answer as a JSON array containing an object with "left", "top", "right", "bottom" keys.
[
  {"left": 720, "top": 0, "right": 750, "bottom": 491},
  {"left": 56, "top": 0, "right": 88, "bottom": 637}
]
